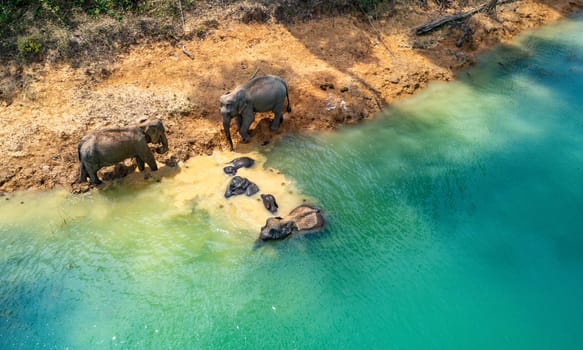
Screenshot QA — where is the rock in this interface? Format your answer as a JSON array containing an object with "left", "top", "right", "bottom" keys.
[{"left": 320, "top": 83, "right": 335, "bottom": 90}]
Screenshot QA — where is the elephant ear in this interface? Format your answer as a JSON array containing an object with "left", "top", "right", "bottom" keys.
[
  {"left": 141, "top": 124, "right": 152, "bottom": 142},
  {"left": 219, "top": 93, "right": 229, "bottom": 106},
  {"left": 235, "top": 90, "right": 248, "bottom": 115}
]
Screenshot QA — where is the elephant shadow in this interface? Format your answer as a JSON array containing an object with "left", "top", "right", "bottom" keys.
[
  {"left": 97, "top": 155, "right": 180, "bottom": 182},
  {"left": 96, "top": 162, "right": 180, "bottom": 194},
  {"left": 100, "top": 162, "right": 138, "bottom": 182},
  {"left": 239, "top": 116, "right": 282, "bottom": 151}
]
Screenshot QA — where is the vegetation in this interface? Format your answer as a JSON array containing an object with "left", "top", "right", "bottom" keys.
[
  {"left": 0, "top": 0, "right": 487, "bottom": 64},
  {"left": 0, "top": 0, "right": 188, "bottom": 64}
]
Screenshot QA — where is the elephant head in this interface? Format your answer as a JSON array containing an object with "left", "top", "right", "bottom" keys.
[
  {"left": 220, "top": 90, "right": 247, "bottom": 151},
  {"left": 259, "top": 217, "right": 298, "bottom": 241},
  {"left": 138, "top": 118, "right": 168, "bottom": 154}
]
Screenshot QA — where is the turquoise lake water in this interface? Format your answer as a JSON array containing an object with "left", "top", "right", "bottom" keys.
[{"left": 2, "top": 14, "right": 583, "bottom": 349}]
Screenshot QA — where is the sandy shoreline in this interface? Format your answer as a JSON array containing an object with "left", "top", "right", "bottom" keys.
[{"left": 0, "top": 0, "right": 581, "bottom": 194}]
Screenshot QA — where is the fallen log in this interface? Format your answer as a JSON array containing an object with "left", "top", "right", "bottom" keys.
[{"left": 414, "top": 0, "right": 519, "bottom": 35}]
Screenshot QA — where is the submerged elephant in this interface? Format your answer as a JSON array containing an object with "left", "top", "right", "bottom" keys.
[
  {"left": 224, "top": 176, "right": 260, "bottom": 198},
  {"left": 259, "top": 217, "right": 297, "bottom": 241},
  {"left": 288, "top": 205, "right": 325, "bottom": 232},
  {"left": 260, "top": 194, "right": 278, "bottom": 214},
  {"left": 223, "top": 156, "right": 255, "bottom": 176},
  {"left": 219, "top": 75, "right": 291, "bottom": 150},
  {"left": 258, "top": 204, "right": 325, "bottom": 242},
  {"left": 77, "top": 118, "right": 168, "bottom": 185}
]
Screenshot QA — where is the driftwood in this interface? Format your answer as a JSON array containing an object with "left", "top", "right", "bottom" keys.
[
  {"left": 249, "top": 67, "right": 266, "bottom": 80},
  {"left": 180, "top": 44, "right": 194, "bottom": 60},
  {"left": 414, "top": 0, "right": 518, "bottom": 35}
]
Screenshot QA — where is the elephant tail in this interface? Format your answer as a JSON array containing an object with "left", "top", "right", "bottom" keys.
[{"left": 285, "top": 84, "right": 292, "bottom": 113}]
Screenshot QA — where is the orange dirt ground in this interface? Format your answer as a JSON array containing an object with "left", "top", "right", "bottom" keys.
[{"left": 0, "top": 0, "right": 581, "bottom": 193}]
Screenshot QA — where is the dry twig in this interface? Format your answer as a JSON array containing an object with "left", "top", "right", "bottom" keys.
[{"left": 180, "top": 43, "right": 194, "bottom": 60}]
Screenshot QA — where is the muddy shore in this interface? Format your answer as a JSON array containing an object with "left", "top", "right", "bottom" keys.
[{"left": 0, "top": 0, "right": 581, "bottom": 193}]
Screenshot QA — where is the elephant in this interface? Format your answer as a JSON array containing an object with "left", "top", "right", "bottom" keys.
[
  {"left": 77, "top": 118, "right": 168, "bottom": 185},
  {"left": 288, "top": 205, "right": 325, "bottom": 232},
  {"left": 258, "top": 204, "right": 325, "bottom": 242},
  {"left": 223, "top": 156, "right": 255, "bottom": 176},
  {"left": 260, "top": 194, "right": 278, "bottom": 214},
  {"left": 219, "top": 75, "right": 291, "bottom": 151},
  {"left": 259, "top": 217, "right": 297, "bottom": 241},
  {"left": 224, "top": 176, "right": 259, "bottom": 198}
]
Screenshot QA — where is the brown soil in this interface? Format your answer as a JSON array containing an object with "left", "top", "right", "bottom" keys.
[{"left": 0, "top": 0, "right": 581, "bottom": 193}]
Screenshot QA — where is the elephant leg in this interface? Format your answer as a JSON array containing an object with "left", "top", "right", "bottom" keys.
[
  {"left": 86, "top": 164, "right": 102, "bottom": 185},
  {"left": 78, "top": 163, "right": 88, "bottom": 183},
  {"left": 139, "top": 149, "right": 158, "bottom": 171},
  {"left": 239, "top": 111, "right": 254, "bottom": 143},
  {"left": 270, "top": 99, "right": 285, "bottom": 131},
  {"left": 136, "top": 157, "right": 145, "bottom": 171},
  {"left": 236, "top": 115, "right": 243, "bottom": 130},
  {"left": 271, "top": 110, "right": 284, "bottom": 131}
]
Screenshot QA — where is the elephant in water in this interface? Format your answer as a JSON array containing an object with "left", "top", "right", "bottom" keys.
[
  {"left": 77, "top": 118, "right": 168, "bottom": 185},
  {"left": 260, "top": 194, "right": 278, "bottom": 214},
  {"left": 258, "top": 205, "right": 325, "bottom": 242},
  {"left": 223, "top": 156, "right": 255, "bottom": 176},
  {"left": 219, "top": 75, "right": 291, "bottom": 150},
  {"left": 224, "top": 176, "right": 260, "bottom": 198}
]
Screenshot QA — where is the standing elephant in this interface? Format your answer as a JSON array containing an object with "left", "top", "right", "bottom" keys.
[
  {"left": 77, "top": 118, "right": 169, "bottom": 185},
  {"left": 219, "top": 75, "right": 291, "bottom": 151}
]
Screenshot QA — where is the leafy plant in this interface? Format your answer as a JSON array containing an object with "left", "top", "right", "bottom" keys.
[{"left": 17, "top": 33, "right": 43, "bottom": 60}]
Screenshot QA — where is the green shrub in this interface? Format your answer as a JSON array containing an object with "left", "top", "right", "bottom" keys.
[{"left": 17, "top": 33, "right": 43, "bottom": 60}]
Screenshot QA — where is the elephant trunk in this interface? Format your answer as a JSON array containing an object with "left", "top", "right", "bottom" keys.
[
  {"left": 156, "top": 132, "right": 169, "bottom": 154},
  {"left": 223, "top": 117, "right": 234, "bottom": 151}
]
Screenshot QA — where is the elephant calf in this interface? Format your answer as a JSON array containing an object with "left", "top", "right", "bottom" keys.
[
  {"left": 77, "top": 118, "right": 169, "bottom": 185},
  {"left": 219, "top": 75, "right": 291, "bottom": 151}
]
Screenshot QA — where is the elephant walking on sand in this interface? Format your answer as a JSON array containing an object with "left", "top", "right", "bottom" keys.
[
  {"left": 219, "top": 75, "right": 291, "bottom": 150},
  {"left": 77, "top": 118, "right": 169, "bottom": 185}
]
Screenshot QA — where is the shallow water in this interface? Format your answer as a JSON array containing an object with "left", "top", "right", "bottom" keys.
[{"left": 2, "top": 14, "right": 583, "bottom": 349}]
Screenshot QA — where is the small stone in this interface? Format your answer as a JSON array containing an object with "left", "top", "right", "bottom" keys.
[{"left": 319, "top": 83, "right": 335, "bottom": 90}]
